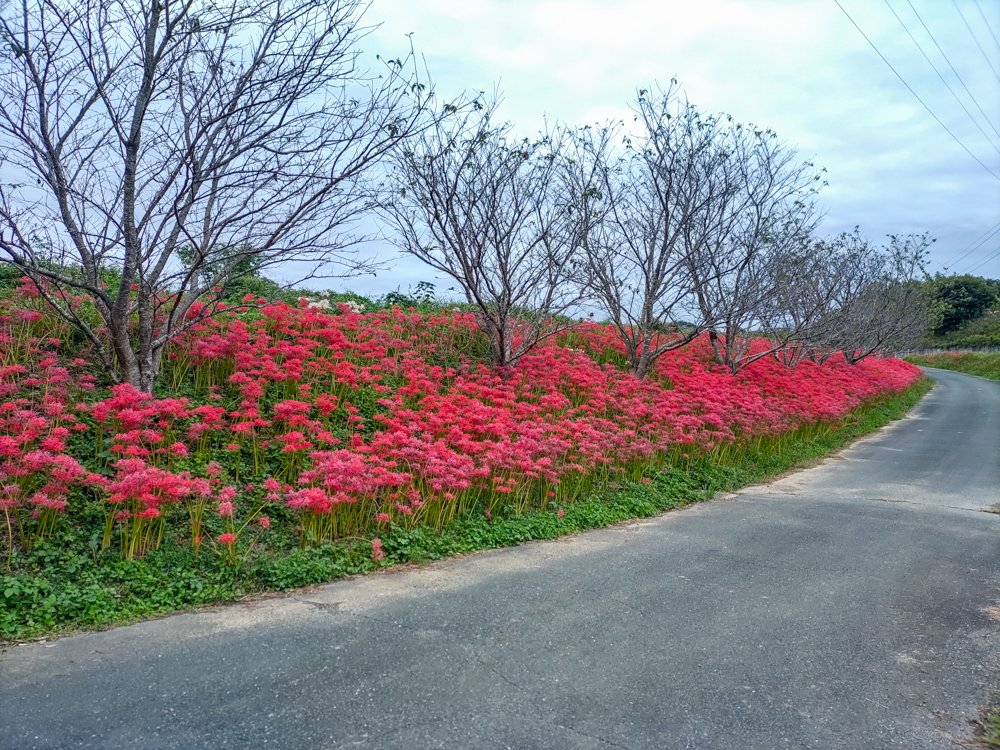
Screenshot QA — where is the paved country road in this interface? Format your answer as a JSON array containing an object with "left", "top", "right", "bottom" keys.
[{"left": 2, "top": 368, "right": 999, "bottom": 750}]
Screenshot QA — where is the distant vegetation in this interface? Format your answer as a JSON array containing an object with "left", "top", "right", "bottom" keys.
[
  {"left": 916, "top": 274, "right": 1000, "bottom": 350},
  {"left": 915, "top": 312, "right": 1000, "bottom": 350},
  {"left": 905, "top": 351, "right": 1000, "bottom": 381}
]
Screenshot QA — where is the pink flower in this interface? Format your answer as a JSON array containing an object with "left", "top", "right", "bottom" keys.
[
  {"left": 557, "top": 509, "right": 565, "bottom": 518},
  {"left": 218, "top": 501, "right": 235, "bottom": 517},
  {"left": 376, "top": 513, "right": 390, "bottom": 523},
  {"left": 40, "top": 435, "right": 65, "bottom": 452},
  {"left": 371, "top": 537, "right": 384, "bottom": 563},
  {"left": 218, "top": 533, "right": 235, "bottom": 545},
  {"left": 259, "top": 516, "right": 271, "bottom": 529}
]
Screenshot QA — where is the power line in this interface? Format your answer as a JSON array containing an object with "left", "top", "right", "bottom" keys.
[
  {"left": 962, "top": 244, "right": 1000, "bottom": 275},
  {"left": 832, "top": 0, "right": 1000, "bottom": 182},
  {"left": 945, "top": 220, "right": 1000, "bottom": 268},
  {"left": 883, "top": 0, "right": 1000, "bottom": 155},
  {"left": 972, "top": 0, "right": 1000, "bottom": 54},
  {"left": 903, "top": 0, "right": 1000, "bottom": 144},
  {"left": 951, "top": 0, "right": 1000, "bottom": 84}
]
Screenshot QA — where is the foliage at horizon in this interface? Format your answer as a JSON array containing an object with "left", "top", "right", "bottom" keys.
[
  {"left": 916, "top": 311, "right": 1000, "bottom": 351},
  {"left": 923, "top": 274, "right": 1000, "bottom": 335}
]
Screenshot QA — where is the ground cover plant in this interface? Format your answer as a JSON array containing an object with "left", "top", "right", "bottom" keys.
[
  {"left": 905, "top": 351, "right": 1000, "bottom": 381},
  {"left": 915, "top": 312, "right": 1000, "bottom": 351},
  {"left": 0, "top": 283, "right": 925, "bottom": 640},
  {"left": 977, "top": 707, "right": 1000, "bottom": 749}
]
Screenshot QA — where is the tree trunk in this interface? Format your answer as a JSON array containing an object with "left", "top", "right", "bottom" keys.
[
  {"left": 107, "top": 318, "right": 162, "bottom": 392},
  {"left": 136, "top": 348, "right": 162, "bottom": 393},
  {"left": 708, "top": 330, "right": 725, "bottom": 368},
  {"left": 632, "top": 351, "right": 652, "bottom": 380}
]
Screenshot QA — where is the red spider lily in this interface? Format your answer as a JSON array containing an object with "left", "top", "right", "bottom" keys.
[{"left": 0, "top": 288, "right": 922, "bottom": 562}]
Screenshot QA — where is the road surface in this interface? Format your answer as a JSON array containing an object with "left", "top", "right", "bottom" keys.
[{"left": 1, "top": 367, "right": 999, "bottom": 749}]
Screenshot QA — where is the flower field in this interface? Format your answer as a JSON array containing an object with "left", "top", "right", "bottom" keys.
[
  {"left": 3, "top": 289, "right": 921, "bottom": 553},
  {"left": 0, "top": 289, "right": 926, "bottom": 637}
]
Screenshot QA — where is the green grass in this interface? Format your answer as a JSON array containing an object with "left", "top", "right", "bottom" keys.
[
  {"left": 918, "top": 312, "right": 1000, "bottom": 350},
  {"left": 905, "top": 352, "right": 1000, "bottom": 381},
  {"left": 974, "top": 705, "right": 1000, "bottom": 747},
  {"left": 0, "top": 378, "right": 933, "bottom": 642}
]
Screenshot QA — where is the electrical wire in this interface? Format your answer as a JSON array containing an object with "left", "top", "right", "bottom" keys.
[
  {"left": 833, "top": 0, "right": 1000, "bottom": 182},
  {"left": 951, "top": 0, "right": 1000, "bottom": 84},
  {"left": 962, "top": 243, "right": 1000, "bottom": 274},
  {"left": 903, "top": 0, "right": 1000, "bottom": 144},
  {"left": 944, "top": 220, "right": 1000, "bottom": 268},
  {"left": 884, "top": 0, "right": 1000, "bottom": 154},
  {"left": 972, "top": 0, "right": 1000, "bottom": 54}
]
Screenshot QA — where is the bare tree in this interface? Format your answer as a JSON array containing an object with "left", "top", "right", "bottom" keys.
[
  {"left": 828, "top": 233, "right": 933, "bottom": 363},
  {"left": 382, "top": 98, "right": 584, "bottom": 369},
  {"left": 763, "top": 229, "right": 879, "bottom": 367},
  {"left": 0, "top": 0, "right": 436, "bottom": 390},
  {"left": 760, "top": 234, "right": 853, "bottom": 368},
  {"left": 769, "top": 230, "right": 933, "bottom": 366},
  {"left": 565, "top": 85, "right": 720, "bottom": 379},
  {"left": 681, "top": 115, "right": 822, "bottom": 374}
]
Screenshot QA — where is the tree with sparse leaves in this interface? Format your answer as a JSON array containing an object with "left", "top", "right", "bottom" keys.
[
  {"left": 565, "top": 85, "right": 715, "bottom": 379},
  {"left": 383, "top": 98, "right": 586, "bottom": 369},
  {"left": 0, "top": 0, "right": 437, "bottom": 390}
]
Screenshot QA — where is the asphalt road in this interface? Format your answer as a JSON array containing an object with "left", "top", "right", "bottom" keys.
[{"left": 2, "top": 367, "right": 999, "bottom": 750}]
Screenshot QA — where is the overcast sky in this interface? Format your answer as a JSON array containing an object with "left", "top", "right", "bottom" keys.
[{"left": 326, "top": 0, "right": 1000, "bottom": 299}]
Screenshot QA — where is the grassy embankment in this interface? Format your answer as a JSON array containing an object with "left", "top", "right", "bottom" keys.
[
  {"left": 916, "top": 312, "right": 1000, "bottom": 351},
  {"left": 905, "top": 352, "right": 1000, "bottom": 381},
  {"left": 1, "top": 377, "right": 932, "bottom": 642}
]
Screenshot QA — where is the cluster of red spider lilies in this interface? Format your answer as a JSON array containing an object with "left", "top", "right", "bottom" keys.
[{"left": 0, "top": 290, "right": 921, "bottom": 560}]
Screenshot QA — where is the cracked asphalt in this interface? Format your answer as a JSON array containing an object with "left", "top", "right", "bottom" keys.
[{"left": 1, "top": 367, "right": 999, "bottom": 749}]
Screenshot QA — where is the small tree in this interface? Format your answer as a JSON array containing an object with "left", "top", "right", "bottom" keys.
[
  {"left": 761, "top": 230, "right": 874, "bottom": 368},
  {"left": 383, "top": 99, "right": 584, "bottom": 369},
  {"left": 681, "top": 115, "right": 822, "bottom": 374},
  {"left": 829, "top": 234, "right": 933, "bottom": 363},
  {"left": 566, "top": 85, "right": 717, "bottom": 379},
  {"left": 0, "top": 0, "right": 436, "bottom": 390}
]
